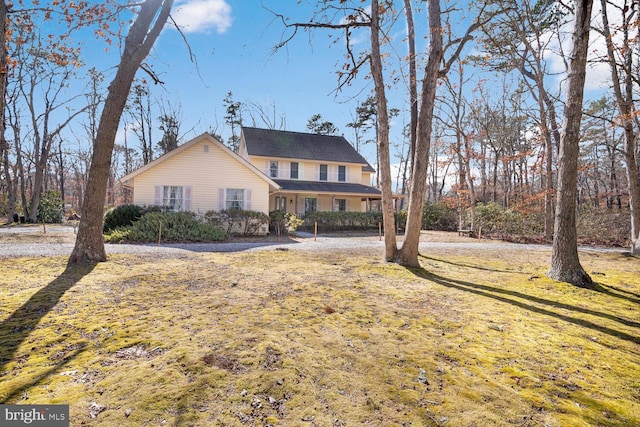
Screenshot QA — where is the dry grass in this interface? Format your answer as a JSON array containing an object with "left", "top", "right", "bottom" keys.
[{"left": 0, "top": 234, "right": 638, "bottom": 426}]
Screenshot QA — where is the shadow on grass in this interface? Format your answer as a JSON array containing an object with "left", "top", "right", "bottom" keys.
[
  {"left": 408, "top": 267, "right": 640, "bottom": 345},
  {"left": 419, "top": 254, "right": 534, "bottom": 275},
  {"left": 0, "top": 347, "right": 87, "bottom": 403},
  {"left": 597, "top": 283, "right": 640, "bottom": 305},
  {"left": 420, "top": 254, "right": 640, "bottom": 308},
  {"left": 0, "top": 261, "right": 96, "bottom": 401}
]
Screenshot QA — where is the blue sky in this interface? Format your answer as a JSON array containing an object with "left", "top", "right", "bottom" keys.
[
  {"left": 107, "top": 0, "right": 391, "bottom": 165},
  {"left": 72, "top": 0, "right": 614, "bottom": 175}
]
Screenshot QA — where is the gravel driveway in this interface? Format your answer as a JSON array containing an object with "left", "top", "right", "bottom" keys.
[{"left": 0, "top": 224, "right": 624, "bottom": 258}]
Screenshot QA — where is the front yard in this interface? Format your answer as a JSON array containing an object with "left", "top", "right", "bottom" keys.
[{"left": 0, "top": 236, "right": 638, "bottom": 426}]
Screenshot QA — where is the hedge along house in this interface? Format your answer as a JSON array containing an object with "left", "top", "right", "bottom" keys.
[
  {"left": 119, "top": 133, "right": 280, "bottom": 233},
  {"left": 238, "top": 127, "right": 382, "bottom": 216}
]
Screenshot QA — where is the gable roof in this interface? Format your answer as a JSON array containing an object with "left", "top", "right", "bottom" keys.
[
  {"left": 241, "top": 127, "right": 376, "bottom": 172},
  {"left": 120, "top": 133, "right": 279, "bottom": 191}
]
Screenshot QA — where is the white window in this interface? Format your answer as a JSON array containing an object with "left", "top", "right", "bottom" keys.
[
  {"left": 155, "top": 186, "right": 191, "bottom": 211},
  {"left": 219, "top": 188, "right": 252, "bottom": 211},
  {"left": 290, "top": 162, "right": 299, "bottom": 179},
  {"left": 270, "top": 161, "right": 279, "bottom": 178},
  {"left": 336, "top": 199, "right": 347, "bottom": 212},
  {"left": 226, "top": 188, "right": 245, "bottom": 210},
  {"left": 319, "top": 164, "right": 328, "bottom": 181},
  {"left": 338, "top": 165, "right": 346, "bottom": 182}
]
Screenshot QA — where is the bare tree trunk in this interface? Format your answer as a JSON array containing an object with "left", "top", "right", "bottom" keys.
[
  {"left": 370, "top": 0, "right": 398, "bottom": 261},
  {"left": 547, "top": 0, "right": 593, "bottom": 286},
  {"left": 398, "top": 0, "right": 444, "bottom": 267},
  {"left": 403, "top": 0, "right": 418, "bottom": 169},
  {"left": 463, "top": 133, "right": 477, "bottom": 231},
  {"left": 0, "top": 1, "right": 11, "bottom": 221},
  {"left": 599, "top": 0, "right": 640, "bottom": 254},
  {"left": 69, "top": 0, "right": 174, "bottom": 263}
]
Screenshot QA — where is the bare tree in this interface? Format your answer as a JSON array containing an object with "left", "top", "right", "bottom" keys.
[
  {"left": 370, "top": 0, "right": 399, "bottom": 261},
  {"left": 271, "top": 1, "right": 497, "bottom": 266},
  {"left": 246, "top": 100, "right": 287, "bottom": 130},
  {"left": 403, "top": 0, "right": 418, "bottom": 171},
  {"left": 440, "top": 63, "right": 477, "bottom": 232},
  {"left": 0, "top": 1, "right": 10, "bottom": 220},
  {"left": 597, "top": 0, "right": 640, "bottom": 254},
  {"left": 128, "top": 83, "right": 155, "bottom": 164},
  {"left": 13, "top": 29, "right": 89, "bottom": 223},
  {"left": 0, "top": 1, "right": 119, "bottom": 221},
  {"left": 157, "top": 100, "right": 183, "bottom": 155},
  {"left": 397, "top": 1, "right": 496, "bottom": 267},
  {"left": 70, "top": 0, "right": 174, "bottom": 264},
  {"left": 547, "top": 0, "right": 593, "bottom": 286}
]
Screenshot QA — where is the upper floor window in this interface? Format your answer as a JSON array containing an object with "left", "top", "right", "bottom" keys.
[
  {"left": 319, "top": 164, "right": 328, "bottom": 181},
  {"left": 338, "top": 165, "right": 346, "bottom": 182},
  {"left": 290, "top": 162, "right": 299, "bottom": 179},
  {"left": 269, "top": 161, "right": 279, "bottom": 178}
]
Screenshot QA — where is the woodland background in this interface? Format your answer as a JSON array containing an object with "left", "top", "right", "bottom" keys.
[{"left": 0, "top": 0, "right": 637, "bottom": 249}]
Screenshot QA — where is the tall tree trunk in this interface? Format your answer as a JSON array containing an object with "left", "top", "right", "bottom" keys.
[
  {"left": 398, "top": 0, "right": 444, "bottom": 267},
  {"left": 599, "top": 0, "right": 640, "bottom": 253},
  {"left": 463, "top": 133, "right": 477, "bottom": 231},
  {"left": 403, "top": 0, "right": 418, "bottom": 170},
  {"left": 69, "top": 0, "right": 174, "bottom": 263},
  {"left": 370, "top": 0, "right": 398, "bottom": 261},
  {"left": 0, "top": 1, "right": 11, "bottom": 221},
  {"left": 547, "top": 0, "right": 593, "bottom": 286}
]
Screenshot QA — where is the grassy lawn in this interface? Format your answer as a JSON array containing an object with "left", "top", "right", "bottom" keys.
[{"left": 0, "top": 236, "right": 638, "bottom": 426}]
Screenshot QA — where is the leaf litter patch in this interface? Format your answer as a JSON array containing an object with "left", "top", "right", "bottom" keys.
[{"left": 113, "top": 344, "right": 164, "bottom": 360}]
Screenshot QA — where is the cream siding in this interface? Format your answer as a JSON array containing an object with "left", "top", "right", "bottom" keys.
[
  {"left": 130, "top": 139, "right": 270, "bottom": 214},
  {"left": 270, "top": 194, "right": 366, "bottom": 215},
  {"left": 248, "top": 155, "right": 364, "bottom": 184},
  {"left": 361, "top": 171, "right": 374, "bottom": 186}
]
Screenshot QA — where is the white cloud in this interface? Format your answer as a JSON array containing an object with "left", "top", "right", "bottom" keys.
[{"left": 172, "top": 0, "right": 232, "bottom": 34}]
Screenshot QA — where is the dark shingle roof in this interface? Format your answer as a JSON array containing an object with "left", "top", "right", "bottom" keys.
[
  {"left": 242, "top": 127, "right": 375, "bottom": 172},
  {"left": 274, "top": 180, "right": 381, "bottom": 196}
]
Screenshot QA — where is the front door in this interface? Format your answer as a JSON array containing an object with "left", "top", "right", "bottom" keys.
[{"left": 304, "top": 198, "right": 317, "bottom": 215}]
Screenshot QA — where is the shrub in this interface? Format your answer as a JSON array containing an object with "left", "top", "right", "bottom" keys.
[
  {"left": 422, "top": 202, "right": 457, "bottom": 231},
  {"left": 104, "top": 211, "right": 227, "bottom": 243},
  {"left": 475, "top": 202, "right": 544, "bottom": 238},
  {"left": 395, "top": 210, "right": 407, "bottom": 232},
  {"left": 577, "top": 205, "right": 630, "bottom": 247},
  {"left": 269, "top": 210, "right": 304, "bottom": 236},
  {"left": 103, "top": 204, "right": 144, "bottom": 232},
  {"left": 37, "top": 190, "right": 64, "bottom": 223},
  {"left": 204, "top": 209, "right": 269, "bottom": 236},
  {"left": 303, "top": 211, "right": 383, "bottom": 232}
]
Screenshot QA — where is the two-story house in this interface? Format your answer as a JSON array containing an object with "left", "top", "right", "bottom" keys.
[
  {"left": 119, "top": 127, "right": 381, "bottom": 219},
  {"left": 239, "top": 127, "right": 381, "bottom": 215}
]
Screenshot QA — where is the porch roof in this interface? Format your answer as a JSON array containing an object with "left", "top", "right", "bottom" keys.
[{"left": 273, "top": 180, "right": 381, "bottom": 197}]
